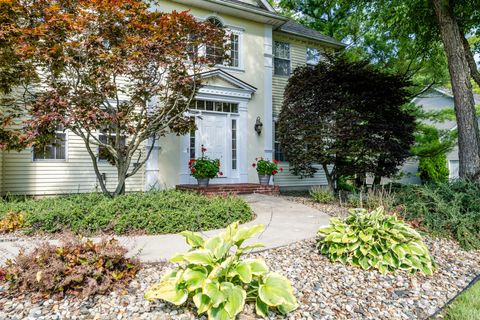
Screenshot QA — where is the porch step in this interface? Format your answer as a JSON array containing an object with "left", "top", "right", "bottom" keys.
[{"left": 176, "top": 183, "right": 280, "bottom": 196}]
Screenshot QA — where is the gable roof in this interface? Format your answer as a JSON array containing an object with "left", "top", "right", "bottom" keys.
[
  {"left": 225, "top": 0, "right": 275, "bottom": 12},
  {"left": 199, "top": 69, "right": 257, "bottom": 92},
  {"left": 276, "top": 20, "right": 345, "bottom": 48}
]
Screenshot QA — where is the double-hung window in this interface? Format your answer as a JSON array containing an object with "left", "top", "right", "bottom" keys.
[
  {"left": 274, "top": 41, "right": 290, "bottom": 76},
  {"left": 33, "top": 125, "right": 66, "bottom": 161},
  {"left": 205, "top": 17, "right": 241, "bottom": 68},
  {"left": 98, "top": 129, "right": 126, "bottom": 162},
  {"left": 274, "top": 123, "right": 287, "bottom": 162},
  {"left": 306, "top": 47, "right": 322, "bottom": 65}
]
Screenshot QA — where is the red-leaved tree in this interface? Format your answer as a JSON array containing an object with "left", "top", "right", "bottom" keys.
[{"left": 0, "top": 0, "right": 225, "bottom": 196}]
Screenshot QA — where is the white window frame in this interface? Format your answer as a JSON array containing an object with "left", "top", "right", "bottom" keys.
[
  {"left": 97, "top": 131, "right": 126, "bottom": 163},
  {"left": 273, "top": 41, "right": 291, "bottom": 76},
  {"left": 201, "top": 16, "right": 244, "bottom": 71},
  {"left": 306, "top": 47, "right": 322, "bottom": 65},
  {"left": 32, "top": 125, "right": 68, "bottom": 162}
]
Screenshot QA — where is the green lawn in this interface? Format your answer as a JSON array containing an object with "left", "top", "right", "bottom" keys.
[
  {"left": 0, "top": 190, "right": 252, "bottom": 235},
  {"left": 444, "top": 279, "right": 480, "bottom": 320}
]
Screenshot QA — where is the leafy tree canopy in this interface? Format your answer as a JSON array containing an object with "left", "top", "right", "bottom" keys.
[
  {"left": 277, "top": 57, "right": 416, "bottom": 190},
  {"left": 0, "top": 0, "right": 225, "bottom": 196}
]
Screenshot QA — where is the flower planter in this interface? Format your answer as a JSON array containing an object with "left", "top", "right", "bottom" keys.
[
  {"left": 258, "top": 174, "right": 271, "bottom": 186},
  {"left": 196, "top": 178, "right": 210, "bottom": 188}
]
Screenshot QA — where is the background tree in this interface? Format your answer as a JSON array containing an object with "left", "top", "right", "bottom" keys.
[
  {"left": 0, "top": 0, "right": 225, "bottom": 196},
  {"left": 412, "top": 124, "right": 455, "bottom": 183},
  {"left": 277, "top": 57, "right": 415, "bottom": 191},
  {"left": 275, "top": 0, "right": 480, "bottom": 183}
]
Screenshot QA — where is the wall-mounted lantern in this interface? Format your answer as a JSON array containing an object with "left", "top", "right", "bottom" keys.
[{"left": 254, "top": 116, "right": 263, "bottom": 135}]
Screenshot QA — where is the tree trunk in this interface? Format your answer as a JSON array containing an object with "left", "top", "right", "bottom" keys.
[
  {"left": 322, "top": 163, "right": 335, "bottom": 191},
  {"left": 432, "top": 0, "right": 480, "bottom": 182}
]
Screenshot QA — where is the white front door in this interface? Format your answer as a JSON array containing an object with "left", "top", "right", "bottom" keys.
[{"left": 197, "top": 113, "right": 228, "bottom": 176}]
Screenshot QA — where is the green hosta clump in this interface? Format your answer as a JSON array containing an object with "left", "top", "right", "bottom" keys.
[
  {"left": 145, "top": 221, "right": 298, "bottom": 319},
  {"left": 317, "top": 207, "right": 435, "bottom": 275}
]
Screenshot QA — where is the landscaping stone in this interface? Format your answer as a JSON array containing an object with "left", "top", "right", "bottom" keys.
[{"left": 1, "top": 235, "right": 479, "bottom": 319}]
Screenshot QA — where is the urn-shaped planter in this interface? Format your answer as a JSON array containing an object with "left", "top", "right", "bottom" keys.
[
  {"left": 258, "top": 174, "right": 271, "bottom": 186},
  {"left": 196, "top": 178, "right": 210, "bottom": 188}
]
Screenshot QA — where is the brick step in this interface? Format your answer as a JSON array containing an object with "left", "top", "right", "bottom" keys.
[{"left": 176, "top": 183, "right": 279, "bottom": 196}]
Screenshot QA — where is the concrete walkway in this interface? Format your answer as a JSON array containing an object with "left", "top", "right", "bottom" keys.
[{"left": 0, "top": 195, "right": 331, "bottom": 264}]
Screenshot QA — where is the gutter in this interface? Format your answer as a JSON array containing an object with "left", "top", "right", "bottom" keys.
[
  {"left": 188, "top": 0, "right": 288, "bottom": 24},
  {"left": 275, "top": 29, "right": 346, "bottom": 49}
]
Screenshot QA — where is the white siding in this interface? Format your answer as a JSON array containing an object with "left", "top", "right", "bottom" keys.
[
  {"left": 271, "top": 34, "right": 332, "bottom": 188},
  {"left": 272, "top": 34, "right": 331, "bottom": 116},
  {"left": 273, "top": 163, "right": 328, "bottom": 190},
  {"left": 0, "top": 150, "right": 3, "bottom": 194},
  {"left": 2, "top": 131, "right": 145, "bottom": 196}
]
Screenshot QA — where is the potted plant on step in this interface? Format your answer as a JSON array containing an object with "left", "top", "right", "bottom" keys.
[
  {"left": 189, "top": 146, "right": 223, "bottom": 187},
  {"left": 252, "top": 157, "right": 282, "bottom": 185}
]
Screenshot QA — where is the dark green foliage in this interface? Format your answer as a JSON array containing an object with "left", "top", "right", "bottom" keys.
[
  {"left": 411, "top": 124, "right": 455, "bottom": 184},
  {"left": 397, "top": 180, "right": 480, "bottom": 250},
  {"left": 0, "top": 190, "right": 252, "bottom": 235},
  {"left": 277, "top": 57, "right": 415, "bottom": 190},
  {"left": 418, "top": 154, "right": 449, "bottom": 183},
  {"left": 3, "top": 238, "right": 140, "bottom": 298}
]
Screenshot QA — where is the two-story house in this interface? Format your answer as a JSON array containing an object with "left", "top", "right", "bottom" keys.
[{"left": 0, "top": 0, "right": 344, "bottom": 196}]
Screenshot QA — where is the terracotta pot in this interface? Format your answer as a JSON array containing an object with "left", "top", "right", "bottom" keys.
[{"left": 258, "top": 174, "right": 271, "bottom": 185}]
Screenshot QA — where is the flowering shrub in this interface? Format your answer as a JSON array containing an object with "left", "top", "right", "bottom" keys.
[
  {"left": 189, "top": 146, "right": 223, "bottom": 179},
  {"left": 252, "top": 158, "right": 282, "bottom": 175}
]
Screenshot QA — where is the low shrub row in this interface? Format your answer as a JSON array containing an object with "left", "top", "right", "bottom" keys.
[
  {"left": 396, "top": 180, "right": 480, "bottom": 250},
  {"left": 0, "top": 190, "right": 252, "bottom": 235}
]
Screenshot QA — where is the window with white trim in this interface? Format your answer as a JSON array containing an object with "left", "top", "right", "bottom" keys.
[
  {"left": 205, "top": 17, "right": 241, "bottom": 68},
  {"left": 191, "top": 100, "right": 239, "bottom": 113},
  {"left": 274, "top": 123, "right": 287, "bottom": 162},
  {"left": 98, "top": 130, "right": 126, "bottom": 162},
  {"left": 232, "top": 119, "right": 237, "bottom": 170},
  {"left": 306, "top": 47, "right": 321, "bottom": 65},
  {"left": 230, "top": 33, "right": 240, "bottom": 68},
  {"left": 274, "top": 41, "right": 290, "bottom": 76},
  {"left": 33, "top": 125, "right": 66, "bottom": 161}
]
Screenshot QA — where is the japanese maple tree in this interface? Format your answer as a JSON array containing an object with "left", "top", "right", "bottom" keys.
[
  {"left": 0, "top": 0, "right": 226, "bottom": 196},
  {"left": 277, "top": 57, "right": 415, "bottom": 190}
]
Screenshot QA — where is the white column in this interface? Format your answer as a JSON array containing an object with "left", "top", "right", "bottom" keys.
[
  {"left": 239, "top": 102, "right": 249, "bottom": 183},
  {"left": 263, "top": 25, "right": 273, "bottom": 161},
  {"left": 144, "top": 137, "right": 160, "bottom": 191}
]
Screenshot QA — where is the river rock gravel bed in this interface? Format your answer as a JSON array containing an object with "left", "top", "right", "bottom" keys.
[{"left": 1, "top": 235, "right": 479, "bottom": 320}]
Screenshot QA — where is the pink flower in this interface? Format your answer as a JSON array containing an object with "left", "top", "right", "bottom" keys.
[
  {"left": 201, "top": 147, "right": 207, "bottom": 152},
  {"left": 272, "top": 170, "right": 277, "bottom": 175},
  {"left": 274, "top": 159, "right": 279, "bottom": 165},
  {"left": 191, "top": 168, "right": 196, "bottom": 173},
  {"left": 252, "top": 163, "right": 256, "bottom": 168},
  {"left": 219, "top": 172, "right": 223, "bottom": 176},
  {"left": 280, "top": 167, "right": 283, "bottom": 172}
]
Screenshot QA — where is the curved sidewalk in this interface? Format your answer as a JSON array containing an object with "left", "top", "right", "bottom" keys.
[{"left": 0, "top": 194, "right": 331, "bottom": 264}]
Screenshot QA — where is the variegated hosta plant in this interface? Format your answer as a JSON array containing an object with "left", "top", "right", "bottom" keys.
[
  {"left": 317, "top": 207, "right": 435, "bottom": 275},
  {"left": 145, "top": 222, "right": 298, "bottom": 319}
]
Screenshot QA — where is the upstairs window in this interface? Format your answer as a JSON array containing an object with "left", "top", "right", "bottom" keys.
[
  {"left": 307, "top": 47, "right": 321, "bottom": 65},
  {"left": 33, "top": 125, "right": 66, "bottom": 161},
  {"left": 274, "top": 41, "right": 290, "bottom": 76},
  {"left": 206, "top": 17, "right": 240, "bottom": 68}
]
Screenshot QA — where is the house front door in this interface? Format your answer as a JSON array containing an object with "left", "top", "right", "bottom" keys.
[{"left": 196, "top": 113, "right": 228, "bottom": 177}]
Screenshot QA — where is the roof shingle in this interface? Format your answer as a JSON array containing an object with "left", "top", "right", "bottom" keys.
[{"left": 278, "top": 20, "right": 345, "bottom": 47}]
